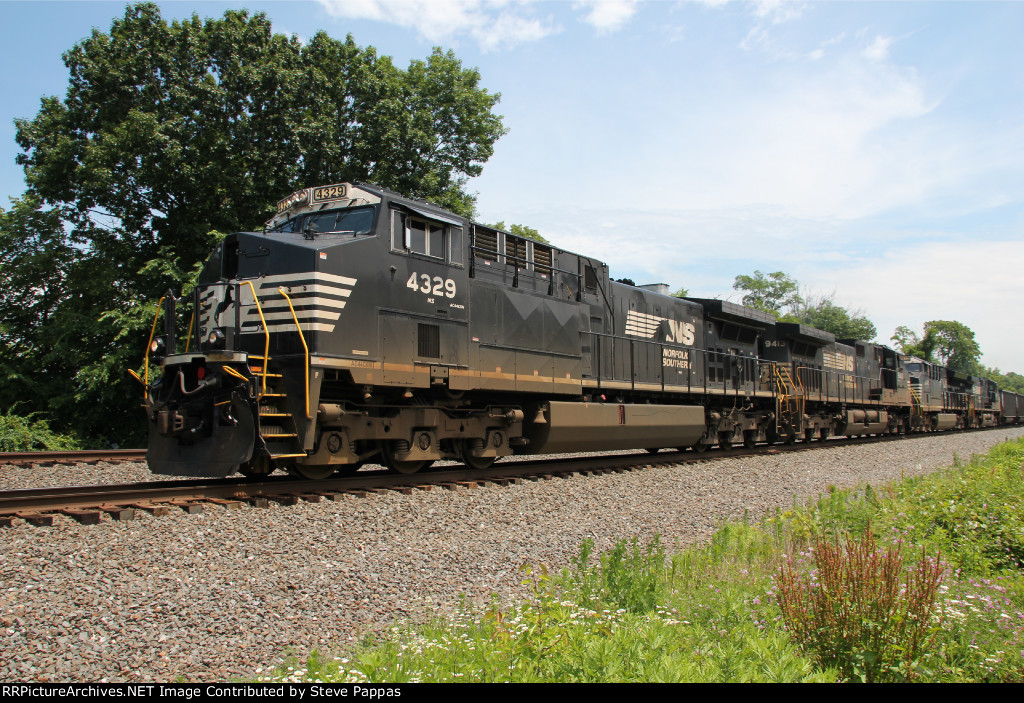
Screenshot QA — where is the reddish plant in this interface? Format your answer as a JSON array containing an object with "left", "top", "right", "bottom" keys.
[{"left": 776, "top": 530, "right": 945, "bottom": 682}]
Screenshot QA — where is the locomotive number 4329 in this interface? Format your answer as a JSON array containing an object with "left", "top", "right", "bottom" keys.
[{"left": 407, "top": 272, "right": 457, "bottom": 299}]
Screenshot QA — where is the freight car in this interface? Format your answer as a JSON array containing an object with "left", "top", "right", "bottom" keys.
[{"left": 140, "top": 183, "right": 1024, "bottom": 478}]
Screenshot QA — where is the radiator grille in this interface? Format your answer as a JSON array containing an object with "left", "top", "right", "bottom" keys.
[{"left": 418, "top": 323, "right": 440, "bottom": 358}]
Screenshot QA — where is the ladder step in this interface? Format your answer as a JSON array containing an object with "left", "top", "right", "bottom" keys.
[
  {"left": 271, "top": 453, "right": 308, "bottom": 459},
  {"left": 259, "top": 412, "right": 291, "bottom": 418},
  {"left": 262, "top": 433, "right": 299, "bottom": 438}
]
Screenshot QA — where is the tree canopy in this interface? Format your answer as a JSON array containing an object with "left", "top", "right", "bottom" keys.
[
  {"left": 782, "top": 294, "right": 877, "bottom": 341},
  {"left": 890, "top": 320, "right": 982, "bottom": 373},
  {"left": 732, "top": 271, "right": 802, "bottom": 316},
  {"left": 489, "top": 221, "right": 548, "bottom": 243},
  {"left": 732, "top": 271, "right": 876, "bottom": 341},
  {"left": 3, "top": 3, "right": 507, "bottom": 445}
]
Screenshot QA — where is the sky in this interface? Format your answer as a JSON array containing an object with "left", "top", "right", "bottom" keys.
[{"left": 2, "top": 0, "right": 1023, "bottom": 371}]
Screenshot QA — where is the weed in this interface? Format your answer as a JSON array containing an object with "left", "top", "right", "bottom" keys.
[{"left": 776, "top": 530, "right": 945, "bottom": 681}]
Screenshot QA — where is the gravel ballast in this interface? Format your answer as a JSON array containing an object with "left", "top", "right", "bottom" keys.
[{"left": 2, "top": 427, "right": 1023, "bottom": 682}]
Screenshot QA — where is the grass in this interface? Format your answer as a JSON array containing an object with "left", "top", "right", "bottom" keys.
[
  {"left": 254, "top": 436, "right": 1024, "bottom": 683},
  {"left": 0, "top": 407, "right": 79, "bottom": 451}
]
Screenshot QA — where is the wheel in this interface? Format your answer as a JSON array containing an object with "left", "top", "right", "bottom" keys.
[
  {"left": 460, "top": 439, "right": 496, "bottom": 470},
  {"left": 381, "top": 441, "right": 433, "bottom": 475},
  {"left": 743, "top": 430, "right": 757, "bottom": 449},
  {"left": 289, "top": 464, "right": 336, "bottom": 480},
  {"left": 690, "top": 437, "right": 709, "bottom": 453},
  {"left": 784, "top": 432, "right": 798, "bottom": 445},
  {"left": 645, "top": 448, "right": 661, "bottom": 454},
  {"left": 804, "top": 429, "right": 815, "bottom": 442},
  {"left": 718, "top": 434, "right": 733, "bottom": 450}
]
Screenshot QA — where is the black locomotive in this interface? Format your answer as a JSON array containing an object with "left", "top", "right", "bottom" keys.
[{"left": 141, "top": 183, "right": 1023, "bottom": 478}]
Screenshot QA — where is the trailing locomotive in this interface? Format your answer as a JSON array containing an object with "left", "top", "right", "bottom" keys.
[{"left": 141, "top": 183, "right": 1023, "bottom": 478}]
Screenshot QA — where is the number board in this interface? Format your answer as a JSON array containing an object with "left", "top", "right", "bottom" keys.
[
  {"left": 276, "top": 189, "right": 308, "bottom": 213},
  {"left": 312, "top": 184, "right": 348, "bottom": 203}
]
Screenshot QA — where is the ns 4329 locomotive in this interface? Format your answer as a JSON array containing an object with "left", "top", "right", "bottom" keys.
[{"left": 141, "top": 183, "right": 1021, "bottom": 478}]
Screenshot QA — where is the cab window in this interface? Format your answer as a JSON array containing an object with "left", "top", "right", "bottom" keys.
[{"left": 391, "top": 209, "right": 463, "bottom": 266}]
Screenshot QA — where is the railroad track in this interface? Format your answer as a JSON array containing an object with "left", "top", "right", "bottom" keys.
[
  {"left": 3, "top": 429, "right": 1006, "bottom": 528},
  {"left": 0, "top": 448, "right": 146, "bottom": 467}
]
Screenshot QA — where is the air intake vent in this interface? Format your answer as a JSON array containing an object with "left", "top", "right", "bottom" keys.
[
  {"left": 533, "top": 244, "right": 552, "bottom": 274},
  {"left": 474, "top": 229, "right": 498, "bottom": 259},
  {"left": 418, "top": 324, "right": 440, "bottom": 358},
  {"left": 506, "top": 236, "right": 526, "bottom": 265}
]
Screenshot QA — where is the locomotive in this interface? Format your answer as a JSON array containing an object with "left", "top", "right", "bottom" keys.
[{"left": 141, "top": 183, "right": 1023, "bottom": 478}]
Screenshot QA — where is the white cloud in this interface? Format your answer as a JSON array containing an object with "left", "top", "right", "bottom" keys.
[
  {"left": 573, "top": 0, "right": 643, "bottom": 34},
  {"left": 751, "top": 0, "right": 806, "bottom": 24},
  {"left": 863, "top": 34, "right": 894, "bottom": 62},
  {"left": 740, "top": 0, "right": 807, "bottom": 53},
  {"left": 804, "top": 240, "right": 1024, "bottom": 370},
  {"left": 316, "top": 0, "right": 559, "bottom": 50}
]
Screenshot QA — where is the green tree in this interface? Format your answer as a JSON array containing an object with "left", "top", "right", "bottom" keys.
[
  {"left": 671, "top": 287, "right": 690, "bottom": 298},
  {"left": 732, "top": 270, "right": 802, "bottom": 316},
  {"left": 490, "top": 221, "right": 548, "bottom": 243},
  {"left": 7, "top": 3, "right": 507, "bottom": 445},
  {"left": 783, "top": 294, "right": 876, "bottom": 341},
  {"left": 924, "top": 320, "right": 981, "bottom": 373},
  {"left": 890, "top": 321, "right": 982, "bottom": 373},
  {"left": 890, "top": 325, "right": 921, "bottom": 354}
]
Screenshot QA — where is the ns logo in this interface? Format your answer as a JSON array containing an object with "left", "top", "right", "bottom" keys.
[{"left": 665, "top": 320, "right": 696, "bottom": 346}]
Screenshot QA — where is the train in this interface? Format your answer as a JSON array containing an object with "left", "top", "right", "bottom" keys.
[{"left": 139, "top": 182, "right": 1024, "bottom": 478}]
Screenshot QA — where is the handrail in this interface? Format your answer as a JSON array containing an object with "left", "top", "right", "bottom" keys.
[
  {"left": 239, "top": 281, "right": 271, "bottom": 399},
  {"left": 184, "top": 311, "right": 195, "bottom": 353},
  {"left": 222, "top": 365, "right": 249, "bottom": 383},
  {"left": 143, "top": 296, "right": 166, "bottom": 398},
  {"left": 278, "top": 288, "right": 311, "bottom": 419}
]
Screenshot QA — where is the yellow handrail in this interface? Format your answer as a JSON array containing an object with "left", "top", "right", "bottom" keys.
[
  {"left": 143, "top": 296, "right": 166, "bottom": 398},
  {"left": 184, "top": 311, "right": 194, "bottom": 353},
  {"left": 222, "top": 365, "right": 249, "bottom": 382},
  {"left": 240, "top": 281, "right": 271, "bottom": 398},
  {"left": 278, "top": 288, "right": 310, "bottom": 419}
]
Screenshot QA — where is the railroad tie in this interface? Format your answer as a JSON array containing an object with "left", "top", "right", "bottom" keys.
[
  {"left": 130, "top": 502, "right": 171, "bottom": 516},
  {"left": 206, "top": 498, "right": 243, "bottom": 510},
  {"left": 59, "top": 508, "right": 101, "bottom": 525},
  {"left": 99, "top": 505, "right": 136, "bottom": 521},
  {"left": 168, "top": 500, "right": 204, "bottom": 514},
  {"left": 15, "top": 512, "right": 54, "bottom": 526}
]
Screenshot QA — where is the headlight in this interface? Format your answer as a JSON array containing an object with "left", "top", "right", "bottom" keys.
[
  {"left": 207, "top": 328, "right": 226, "bottom": 349},
  {"left": 150, "top": 336, "right": 167, "bottom": 356}
]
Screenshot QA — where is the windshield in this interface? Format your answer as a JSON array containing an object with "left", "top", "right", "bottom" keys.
[
  {"left": 267, "top": 205, "right": 376, "bottom": 235},
  {"left": 304, "top": 206, "right": 375, "bottom": 235}
]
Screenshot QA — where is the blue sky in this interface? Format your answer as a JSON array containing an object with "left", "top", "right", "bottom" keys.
[{"left": 2, "top": 1, "right": 1023, "bottom": 370}]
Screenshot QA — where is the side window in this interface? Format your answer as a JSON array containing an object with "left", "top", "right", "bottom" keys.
[
  {"left": 391, "top": 210, "right": 405, "bottom": 250},
  {"left": 449, "top": 227, "right": 464, "bottom": 266},
  {"left": 409, "top": 219, "right": 428, "bottom": 254},
  {"left": 584, "top": 265, "right": 598, "bottom": 293},
  {"left": 391, "top": 208, "right": 461, "bottom": 265}
]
